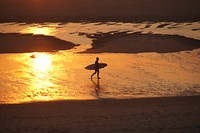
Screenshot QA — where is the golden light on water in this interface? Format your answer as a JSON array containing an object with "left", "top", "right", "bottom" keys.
[
  {"left": 15, "top": 52, "right": 77, "bottom": 103},
  {"left": 32, "top": 53, "right": 52, "bottom": 72},
  {"left": 29, "top": 53, "right": 55, "bottom": 101},
  {"left": 21, "top": 27, "right": 54, "bottom": 35}
]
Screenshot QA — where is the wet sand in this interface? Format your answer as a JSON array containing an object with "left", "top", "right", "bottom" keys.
[
  {"left": 82, "top": 32, "right": 200, "bottom": 53},
  {"left": 0, "top": 33, "right": 76, "bottom": 53},
  {"left": 1, "top": 32, "right": 200, "bottom": 54},
  {"left": 0, "top": 96, "right": 200, "bottom": 133}
]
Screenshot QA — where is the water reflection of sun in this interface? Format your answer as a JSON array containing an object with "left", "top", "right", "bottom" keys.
[
  {"left": 22, "top": 27, "right": 54, "bottom": 35},
  {"left": 30, "top": 53, "right": 54, "bottom": 101},
  {"left": 14, "top": 52, "right": 76, "bottom": 103},
  {"left": 32, "top": 53, "right": 52, "bottom": 71}
]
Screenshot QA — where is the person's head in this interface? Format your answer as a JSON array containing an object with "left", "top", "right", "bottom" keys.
[{"left": 96, "top": 57, "right": 99, "bottom": 61}]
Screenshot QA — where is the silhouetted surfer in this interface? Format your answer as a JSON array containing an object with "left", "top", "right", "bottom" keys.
[{"left": 91, "top": 57, "right": 100, "bottom": 79}]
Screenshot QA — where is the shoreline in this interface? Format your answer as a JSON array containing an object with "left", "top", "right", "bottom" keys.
[
  {"left": 2, "top": 95, "right": 199, "bottom": 105},
  {"left": 1, "top": 96, "right": 200, "bottom": 132},
  {"left": 0, "top": 16, "right": 200, "bottom": 24},
  {"left": 1, "top": 95, "right": 200, "bottom": 105}
]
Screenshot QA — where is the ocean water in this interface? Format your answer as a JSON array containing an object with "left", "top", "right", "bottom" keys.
[{"left": 0, "top": 22, "right": 200, "bottom": 104}]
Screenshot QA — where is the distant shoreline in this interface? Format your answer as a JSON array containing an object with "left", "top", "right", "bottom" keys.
[
  {"left": 0, "top": 16, "right": 199, "bottom": 23},
  {"left": 0, "top": 0, "right": 199, "bottom": 23}
]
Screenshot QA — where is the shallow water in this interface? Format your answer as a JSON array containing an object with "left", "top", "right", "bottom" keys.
[
  {"left": 0, "top": 22, "right": 200, "bottom": 104},
  {"left": 0, "top": 22, "right": 200, "bottom": 52},
  {"left": 0, "top": 50, "right": 200, "bottom": 104}
]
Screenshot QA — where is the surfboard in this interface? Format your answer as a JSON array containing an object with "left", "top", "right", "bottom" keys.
[{"left": 85, "top": 63, "right": 107, "bottom": 70}]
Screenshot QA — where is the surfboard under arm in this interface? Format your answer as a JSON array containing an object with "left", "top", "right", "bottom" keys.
[{"left": 85, "top": 63, "right": 107, "bottom": 70}]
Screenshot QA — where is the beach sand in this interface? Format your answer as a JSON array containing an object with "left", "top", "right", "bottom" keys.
[
  {"left": 1, "top": 96, "right": 200, "bottom": 133},
  {"left": 83, "top": 32, "right": 200, "bottom": 53},
  {"left": 0, "top": 33, "right": 76, "bottom": 53}
]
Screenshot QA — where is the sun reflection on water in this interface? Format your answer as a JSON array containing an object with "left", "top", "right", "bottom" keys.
[
  {"left": 9, "top": 52, "right": 79, "bottom": 103},
  {"left": 32, "top": 53, "right": 52, "bottom": 72},
  {"left": 21, "top": 27, "right": 54, "bottom": 35},
  {"left": 28, "top": 53, "right": 55, "bottom": 101},
  {"left": 24, "top": 52, "right": 78, "bottom": 102}
]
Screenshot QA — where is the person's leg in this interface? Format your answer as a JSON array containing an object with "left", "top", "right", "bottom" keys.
[
  {"left": 97, "top": 70, "right": 100, "bottom": 79},
  {"left": 91, "top": 71, "right": 96, "bottom": 78}
]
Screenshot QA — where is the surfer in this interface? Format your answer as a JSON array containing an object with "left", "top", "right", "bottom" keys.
[{"left": 91, "top": 57, "right": 100, "bottom": 79}]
